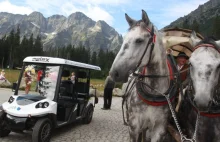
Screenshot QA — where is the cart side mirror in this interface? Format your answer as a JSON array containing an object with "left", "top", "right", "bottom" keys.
[{"left": 12, "top": 83, "right": 17, "bottom": 92}]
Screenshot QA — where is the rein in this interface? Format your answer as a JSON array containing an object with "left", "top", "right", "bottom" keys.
[
  {"left": 121, "top": 23, "right": 195, "bottom": 142},
  {"left": 122, "top": 24, "right": 157, "bottom": 126}
]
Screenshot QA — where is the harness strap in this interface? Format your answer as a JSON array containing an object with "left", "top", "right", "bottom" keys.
[
  {"left": 122, "top": 76, "right": 136, "bottom": 125},
  {"left": 194, "top": 44, "right": 220, "bottom": 53},
  {"left": 134, "top": 25, "right": 155, "bottom": 72},
  {"left": 193, "top": 107, "right": 220, "bottom": 118}
]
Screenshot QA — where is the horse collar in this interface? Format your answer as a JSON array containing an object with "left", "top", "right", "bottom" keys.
[{"left": 136, "top": 57, "right": 178, "bottom": 106}]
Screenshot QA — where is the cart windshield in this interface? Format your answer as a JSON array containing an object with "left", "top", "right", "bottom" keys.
[{"left": 17, "top": 63, "right": 60, "bottom": 101}]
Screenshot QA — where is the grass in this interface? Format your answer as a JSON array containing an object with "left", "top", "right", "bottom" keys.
[
  {"left": 1, "top": 68, "right": 21, "bottom": 83},
  {"left": 90, "top": 78, "right": 105, "bottom": 91},
  {"left": 0, "top": 69, "right": 106, "bottom": 91}
]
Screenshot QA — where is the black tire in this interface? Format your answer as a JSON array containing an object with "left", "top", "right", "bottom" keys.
[
  {"left": 82, "top": 105, "right": 94, "bottom": 124},
  {"left": 32, "top": 118, "right": 52, "bottom": 142},
  {"left": 0, "top": 112, "right": 11, "bottom": 137}
]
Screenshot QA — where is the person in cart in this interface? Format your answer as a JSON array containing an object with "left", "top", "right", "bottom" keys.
[
  {"left": 176, "top": 52, "right": 189, "bottom": 87},
  {"left": 0, "top": 56, "right": 100, "bottom": 142}
]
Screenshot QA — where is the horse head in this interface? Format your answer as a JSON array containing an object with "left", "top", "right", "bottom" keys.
[
  {"left": 190, "top": 31, "right": 220, "bottom": 110},
  {"left": 110, "top": 10, "right": 161, "bottom": 82}
]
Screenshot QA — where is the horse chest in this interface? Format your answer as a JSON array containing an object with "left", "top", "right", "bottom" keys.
[{"left": 127, "top": 92, "right": 170, "bottom": 129}]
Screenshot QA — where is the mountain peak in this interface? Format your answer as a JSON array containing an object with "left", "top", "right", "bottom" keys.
[
  {"left": 29, "top": 11, "right": 44, "bottom": 18},
  {"left": 48, "top": 14, "right": 66, "bottom": 19},
  {"left": 68, "top": 12, "right": 89, "bottom": 20},
  {"left": 97, "top": 20, "right": 108, "bottom": 25},
  {"left": 0, "top": 11, "right": 122, "bottom": 53}
]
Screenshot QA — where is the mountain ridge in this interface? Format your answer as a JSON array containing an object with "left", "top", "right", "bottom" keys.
[
  {"left": 0, "top": 11, "right": 123, "bottom": 52},
  {"left": 165, "top": 0, "right": 220, "bottom": 38}
]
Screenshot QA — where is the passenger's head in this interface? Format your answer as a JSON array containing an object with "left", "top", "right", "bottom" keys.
[
  {"left": 72, "top": 72, "right": 75, "bottom": 76},
  {"left": 176, "top": 52, "right": 189, "bottom": 66}
]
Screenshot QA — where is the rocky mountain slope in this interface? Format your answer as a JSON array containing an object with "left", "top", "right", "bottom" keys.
[{"left": 0, "top": 11, "right": 123, "bottom": 52}]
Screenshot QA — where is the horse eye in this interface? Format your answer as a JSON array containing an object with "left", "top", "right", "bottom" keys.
[{"left": 135, "top": 38, "right": 144, "bottom": 44}]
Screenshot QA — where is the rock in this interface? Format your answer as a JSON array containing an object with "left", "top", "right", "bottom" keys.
[
  {"left": 0, "top": 80, "right": 11, "bottom": 87},
  {"left": 89, "top": 88, "right": 103, "bottom": 97},
  {"left": 113, "top": 88, "right": 123, "bottom": 97}
]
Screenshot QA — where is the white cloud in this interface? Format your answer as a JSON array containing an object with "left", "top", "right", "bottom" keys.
[
  {"left": 162, "top": 0, "right": 209, "bottom": 18},
  {"left": 0, "top": 0, "right": 33, "bottom": 15},
  {"left": 24, "top": 0, "right": 116, "bottom": 25},
  {"left": 72, "top": 0, "right": 130, "bottom": 6},
  {"left": 136, "top": 0, "right": 209, "bottom": 29},
  {"left": 84, "top": 6, "right": 114, "bottom": 25}
]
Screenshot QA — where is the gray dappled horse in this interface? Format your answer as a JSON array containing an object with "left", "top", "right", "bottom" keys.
[
  {"left": 110, "top": 10, "right": 180, "bottom": 142},
  {"left": 178, "top": 32, "right": 220, "bottom": 142}
]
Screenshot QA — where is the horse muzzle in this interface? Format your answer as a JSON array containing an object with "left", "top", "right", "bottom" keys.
[{"left": 194, "top": 96, "right": 211, "bottom": 111}]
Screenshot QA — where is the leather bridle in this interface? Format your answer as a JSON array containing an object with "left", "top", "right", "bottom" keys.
[
  {"left": 132, "top": 24, "right": 156, "bottom": 74},
  {"left": 187, "top": 43, "right": 220, "bottom": 117}
]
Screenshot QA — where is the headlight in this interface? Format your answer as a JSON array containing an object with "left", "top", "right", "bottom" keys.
[
  {"left": 8, "top": 96, "right": 15, "bottom": 104},
  {"left": 43, "top": 102, "right": 49, "bottom": 108},
  {"left": 36, "top": 102, "right": 49, "bottom": 108}
]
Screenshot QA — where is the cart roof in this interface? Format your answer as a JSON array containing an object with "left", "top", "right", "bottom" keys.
[
  {"left": 23, "top": 56, "right": 101, "bottom": 71},
  {"left": 161, "top": 28, "right": 204, "bottom": 57}
]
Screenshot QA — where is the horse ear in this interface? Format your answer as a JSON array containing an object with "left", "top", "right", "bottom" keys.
[
  {"left": 142, "top": 9, "right": 150, "bottom": 25},
  {"left": 190, "top": 31, "right": 201, "bottom": 47},
  {"left": 125, "top": 13, "right": 136, "bottom": 27}
]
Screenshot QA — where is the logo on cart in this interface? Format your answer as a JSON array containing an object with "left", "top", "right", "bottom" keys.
[
  {"left": 17, "top": 107, "right": 21, "bottom": 111},
  {"left": 32, "top": 57, "right": 49, "bottom": 62}
]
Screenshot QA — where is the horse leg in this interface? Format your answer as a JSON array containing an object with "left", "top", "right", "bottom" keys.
[
  {"left": 129, "top": 126, "right": 141, "bottom": 142},
  {"left": 141, "top": 128, "right": 148, "bottom": 142},
  {"left": 151, "top": 123, "right": 166, "bottom": 142},
  {"left": 137, "top": 129, "right": 147, "bottom": 142}
]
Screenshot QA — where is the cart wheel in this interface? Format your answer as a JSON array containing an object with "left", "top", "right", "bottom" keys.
[
  {"left": 32, "top": 118, "right": 52, "bottom": 142},
  {"left": 82, "top": 105, "right": 94, "bottom": 124},
  {"left": 0, "top": 112, "right": 11, "bottom": 137}
]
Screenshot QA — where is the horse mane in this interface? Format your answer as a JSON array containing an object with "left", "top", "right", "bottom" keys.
[{"left": 196, "top": 36, "right": 220, "bottom": 49}]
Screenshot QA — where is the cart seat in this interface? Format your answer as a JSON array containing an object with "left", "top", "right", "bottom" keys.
[
  {"left": 59, "top": 80, "right": 74, "bottom": 99},
  {"left": 58, "top": 99, "right": 76, "bottom": 108},
  {"left": 76, "top": 71, "right": 88, "bottom": 98}
]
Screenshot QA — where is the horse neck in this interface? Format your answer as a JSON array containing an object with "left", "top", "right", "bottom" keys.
[{"left": 143, "top": 31, "right": 170, "bottom": 94}]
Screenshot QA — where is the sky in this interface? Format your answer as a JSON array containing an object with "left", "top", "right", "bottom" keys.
[{"left": 0, "top": 0, "right": 209, "bottom": 35}]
